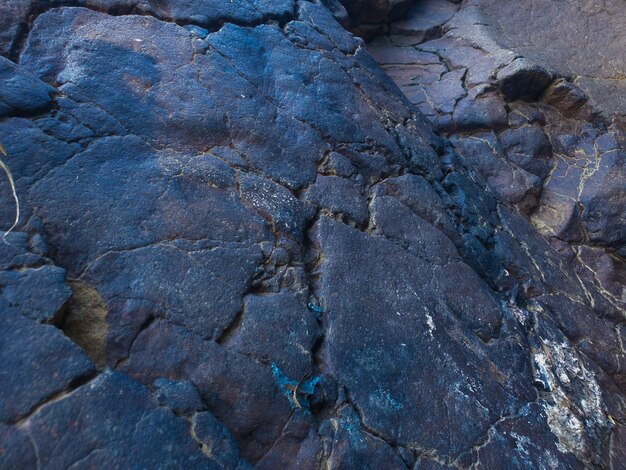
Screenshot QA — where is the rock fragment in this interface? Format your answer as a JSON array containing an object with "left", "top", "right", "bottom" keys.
[{"left": 496, "top": 58, "right": 553, "bottom": 101}]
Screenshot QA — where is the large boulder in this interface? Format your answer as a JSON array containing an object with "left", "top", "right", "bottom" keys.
[{"left": 0, "top": 0, "right": 624, "bottom": 468}]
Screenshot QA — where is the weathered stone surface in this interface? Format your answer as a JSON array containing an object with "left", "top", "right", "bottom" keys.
[
  {"left": 0, "top": 55, "right": 54, "bottom": 117},
  {"left": 23, "top": 369, "right": 245, "bottom": 468},
  {"left": 366, "top": 4, "right": 625, "bottom": 465},
  {"left": 313, "top": 217, "right": 527, "bottom": 458},
  {"left": 370, "top": 195, "right": 459, "bottom": 265},
  {"left": 499, "top": 126, "right": 553, "bottom": 180},
  {"left": 305, "top": 175, "right": 368, "bottom": 225},
  {"left": 192, "top": 411, "right": 252, "bottom": 469},
  {"left": 424, "top": 69, "right": 466, "bottom": 115},
  {"left": 579, "top": 148, "right": 626, "bottom": 247},
  {"left": 472, "top": 402, "right": 581, "bottom": 469},
  {"left": 152, "top": 378, "right": 205, "bottom": 415},
  {"left": 256, "top": 412, "right": 321, "bottom": 470},
  {"left": 0, "top": 265, "right": 71, "bottom": 322},
  {"left": 316, "top": 0, "right": 350, "bottom": 27},
  {"left": 0, "top": 308, "right": 95, "bottom": 422},
  {"left": 339, "top": 0, "right": 412, "bottom": 38},
  {"left": 84, "top": 240, "right": 264, "bottom": 361},
  {"left": 451, "top": 133, "right": 542, "bottom": 214},
  {"left": 542, "top": 78, "right": 588, "bottom": 116},
  {"left": 374, "top": 174, "right": 460, "bottom": 249},
  {"left": 0, "top": 424, "right": 37, "bottom": 468},
  {"left": 0, "top": 233, "right": 96, "bottom": 425},
  {"left": 0, "top": 0, "right": 296, "bottom": 59},
  {"left": 231, "top": 292, "right": 320, "bottom": 377},
  {"left": 369, "top": 0, "right": 626, "bottom": 254},
  {"left": 1, "top": 0, "right": 625, "bottom": 468},
  {"left": 389, "top": 0, "right": 458, "bottom": 45},
  {"left": 121, "top": 320, "right": 293, "bottom": 461},
  {"left": 479, "top": 0, "right": 626, "bottom": 116},
  {"left": 240, "top": 172, "right": 315, "bottom": 241},
  {"left": 319, "top": 406, "right": 408, "bottom": 469},
  {"left": 496, "top": 58, "right": 553, "bottom": 102},
  {"left": 453, "top": 87, "right": 508, "bottom": 132}
]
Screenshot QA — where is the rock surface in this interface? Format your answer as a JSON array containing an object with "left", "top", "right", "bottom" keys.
[
  {"left": 0, "top": 0, "right": 625, "bottom": 468},
  {"left": 369, "top": 0, "right": 626, "bottom": 255},
  {"left": 480, "top": 0, "right": 626, "bottom": 116}
]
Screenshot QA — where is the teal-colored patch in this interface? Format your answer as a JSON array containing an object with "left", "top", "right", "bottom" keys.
[
  {"left": 184, "top": 25, "right": 210, "bottom": 39},
  {"left": 271, "top": 363, "right": 320, "bottom": 410},
  {"left": 382, "top": 391, "right": 403, "bottom": 411},
  {"left": 307, "top": 303, "right": 324, "bottom": 315},
  {"left": 337, "top": 411, "right": 366, "bottom": 449}
]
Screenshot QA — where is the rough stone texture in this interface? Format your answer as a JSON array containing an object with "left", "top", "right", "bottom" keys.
[
  {"left": 369, "top": 0, "right": 626, "bottom": 257},
  {"left": 495, "top": 58, "right": 553, "bottom": 102},
  {"left": 0, "top": 55, "right": 55, "bottom": 117},
  {"left": 24, "top": 370, "right": 248, "bottom": 469},
  {"left": 0, "top": 264, "right": 71, "bottom": 322},
  {"left": 339, "top": 0, "right": 413, "bottom": 38},
  {"left": 0, "top": 0, "right": 296, "bottom": 59},
  {"left": 0, "top": 0, "right": 625, "bottom": 468},
  {"left": 0, "top": 307, "right": 95, "bottom": 422},
  {"left": 479, "top": 0, "right": 626, "bottom": 116}
]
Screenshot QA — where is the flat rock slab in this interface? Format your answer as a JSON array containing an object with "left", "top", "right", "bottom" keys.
[{"left": 23, "top": 370, "right": 247, "bottom": 469}]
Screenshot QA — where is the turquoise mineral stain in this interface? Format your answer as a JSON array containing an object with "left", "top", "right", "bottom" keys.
[{"left": 271, "top": 363, "right": 320, "bottom": 410}]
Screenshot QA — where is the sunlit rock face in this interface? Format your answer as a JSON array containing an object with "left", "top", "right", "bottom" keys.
[
  {"left": 0, "top": 1, "right": 625, "bottom": 468},
  {"left": 369, "top": 0, "right": 626, "bottom": 293},
  {"left": 479, "top": 0, "right": 626, "bottom": 117}
]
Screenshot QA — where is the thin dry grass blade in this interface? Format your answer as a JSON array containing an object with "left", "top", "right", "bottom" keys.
[{"left": 0, "top": 143, "right": 20, "bottom": 242}]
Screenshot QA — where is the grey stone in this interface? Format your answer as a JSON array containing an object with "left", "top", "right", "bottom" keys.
[
  {"left": 480, "top": 0, "right": 626, "bottom": 116},
  {"left": 451, "top": 133, "right": 542, "bottom": 214},
  {"left": 24, "top": 370, "right": 235, "bottom": 469},
  {"left": 453, "top": 87, "right": 508, "bottom": 131},
  {"left": 542, "top": 78, "right": 588, "bottom": 115},
  {"left": 305, "top": 175, "right": 369, "bottom": 225},
  {"left": 389, "top": 0, "right": 458, "bottom": 44},
  {"left": 231, "top": 291, "right": 320, "bottom": 377},
  {"left": 0, "top": 265, "right": 72, "bottom": 322},
  {"left": 0, "top": 308, "right": 95, "bottom": 422},
  {"left": 152, "top": 378, "right": 205, "bottom": 414},
  {"left": 0, "top": 56, "right": 55, "bottom": 117},
  {"left": 496, "top": 58, "right": 553, "bottom": 102},
  {"left": 499, "top": 126, "right": 553, "bottom": 180},
  {"left": 0, "top": 1, "right": 624, "bottom": 467}
]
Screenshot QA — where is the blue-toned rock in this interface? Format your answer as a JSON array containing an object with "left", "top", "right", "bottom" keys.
[{"left": 0, "top": 308, "right": 94, "bottom": 422}]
